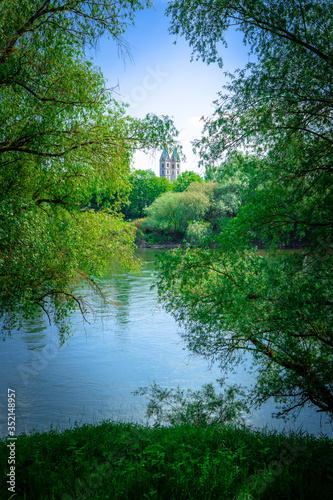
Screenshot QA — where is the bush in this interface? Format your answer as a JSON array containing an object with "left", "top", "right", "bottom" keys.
[
  {"left": 144, "top": 190, "right": 210, "bottom": 234},
  {"left": 185, "top": 221, "right": 213, "bottom": 245}
]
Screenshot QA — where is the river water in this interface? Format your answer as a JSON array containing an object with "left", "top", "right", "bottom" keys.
[{"left": 0, "top": 249, "right": 332, "bottom": 437}]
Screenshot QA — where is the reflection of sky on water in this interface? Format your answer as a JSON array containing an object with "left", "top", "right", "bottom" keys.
[{"left": 0, "top": 249, "right": 332, "bottom": 437}]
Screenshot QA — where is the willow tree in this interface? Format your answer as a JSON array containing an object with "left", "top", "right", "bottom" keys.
[
  {"left": 0, "top": 1, "right": 178, "bottom": 337},
  {"left": 156, "top": 0, "right": 333, "bottom": 419}
]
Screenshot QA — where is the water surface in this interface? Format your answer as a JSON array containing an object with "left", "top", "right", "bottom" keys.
[{"left": 0, "top": 249, "right": 331, "bottom": 437}]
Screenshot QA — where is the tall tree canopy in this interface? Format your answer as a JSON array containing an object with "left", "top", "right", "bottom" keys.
[
  {"left": 172, "top": 170, "right": 203, "bottom": 192},
  {"left": 156, "top": 0, "right": 333, "bottom": 419},
  {"left": 121, "top": 169, "right": 172, "bottom": 219},
  {"left": 0, "top": 0, "right": 178, "bottom": 337}
]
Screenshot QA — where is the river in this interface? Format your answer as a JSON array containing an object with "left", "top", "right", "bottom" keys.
[{"left": 0, "top": 249, "right": 332, "bottom": 437}]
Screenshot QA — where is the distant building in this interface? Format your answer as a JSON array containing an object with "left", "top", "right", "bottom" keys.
[{"left": 159, "top": 149, "right": 181, "bottom": 181}]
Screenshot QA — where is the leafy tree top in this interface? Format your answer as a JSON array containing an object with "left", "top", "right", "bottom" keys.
[
  {"left": 172, "top": 170, "right": 203, "bottom": 192},
  {"left": 121, "top": 169, "right": 172, "bottom": 219}
]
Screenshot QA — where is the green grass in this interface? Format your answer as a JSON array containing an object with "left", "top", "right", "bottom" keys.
[{"left": 1, "top": 421, "right": 332, "bottom": 499}]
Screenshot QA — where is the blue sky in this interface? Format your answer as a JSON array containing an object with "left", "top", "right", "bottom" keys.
[{"left": 90, "top": 1, "right": 249, "bottom": 175}]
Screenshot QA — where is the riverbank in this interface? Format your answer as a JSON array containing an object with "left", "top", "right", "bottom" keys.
[
  {"left": 1, "top": 421, "right": 332, "bottom": 499},
  {"left": 137, "top": 241, "right": 304, "bottom": 250},
  {"left": 135, "top": 237, "right": 305, "bottom": 251},
  {"left": 137, "top": 242, "right": 185, "bottom": 249}
]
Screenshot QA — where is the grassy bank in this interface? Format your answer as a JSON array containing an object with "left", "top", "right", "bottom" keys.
[{"left": 1, "top": 422, "right": 332, "bottom": 500}]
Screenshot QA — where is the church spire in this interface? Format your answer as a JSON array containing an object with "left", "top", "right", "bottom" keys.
[{"left": 159, "top": 149, "right": 181, "bottom": 181}]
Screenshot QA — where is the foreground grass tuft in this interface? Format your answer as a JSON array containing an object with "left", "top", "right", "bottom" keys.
[{"left": 1, "top": 421, "right": 332, "bottom": 499}]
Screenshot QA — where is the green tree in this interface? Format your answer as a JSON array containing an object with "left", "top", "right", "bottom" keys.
[
  {"left": 144, "top": 189, "right": 210, "bottom": 234},
  {"left": 172, "top": 170, "right": 203, "bottom": 192},
  {"left": 201, "top": 153, "right": 266, "bottom": 231},
  {"left": 184, "top": 166, "right": 258, "bottom": 233},
  {"left": 0, "top": 1, "right": 178, "bottom": 337},
  {"left": 122, "top": 169, "right": 172, "bottom": 219},
  {"left": 156, "top": 0, "right": 333, "bottom": 419},
  {"left": 186, "top": 179, "right": 240, "bottom": 231},
  {"left": 185, "top": 220, "right": 213, "bottom": 245}
]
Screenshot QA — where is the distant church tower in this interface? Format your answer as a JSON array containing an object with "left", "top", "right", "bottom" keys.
[{"left": 159, "top": 149, "right": 181, "bottom": 181}]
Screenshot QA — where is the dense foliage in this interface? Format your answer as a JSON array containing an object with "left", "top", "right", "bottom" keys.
[
  {"left": 118, "top": 170, "right": 202, "bottom": 222},
  {"left": 144, "top": 188, "right": 210, "bottom": 235},
  {"left": 172, "top": 170, "right": 203, "bottom": 192},
  {"left": 91, "top": 169, "right": 172, "bottom": 219},
  {"left": 1, "top": 421, "right": 332, "bottom": 499},
  {"left": 140, "top": 162, "right": 259, "bottom": 242},
  {"left": 0, "top": 1, "right": 178, "bottom": 335},
  {"left": 155, "top": 0, "right": 333, "bottom": 419},
  {"left": 121, "top": 169, "right": 172, "bottom": 219},
  {"left": 166, "top": 0, "right": 333, "bottom": 248}
]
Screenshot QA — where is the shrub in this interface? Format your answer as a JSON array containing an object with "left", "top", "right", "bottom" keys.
[{"left": 185, "top": 221, "right": 213, "bottom": 245}]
